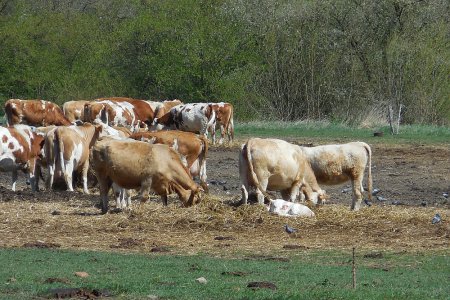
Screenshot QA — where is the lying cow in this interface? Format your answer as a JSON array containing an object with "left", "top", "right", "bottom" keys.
[
  {"left": 239, "top": 138, "right": 326, "bottom": 205},
  {"left": 152, "top": 103, "right": 216, "bottom": 137},
  {"left": 0, "top": 125, "right": 45, "bottom": 191},
  {"left": 48, "top": 123, "right": 102, "bottom": 193},
  {"left": 5, "top": 99, "right": 72, "bottom": 126},
  {"left": 130, "top": 130, "right": 209, "bottom": 192},
  {"left": 267, "top": 199, "right": 315, "bottom": 217},
  {"left": 301, "top": 142, "right": 372, "bottom": 211},
  {"left": 90, "top": 139, "right": 203, "bottom": 213}
]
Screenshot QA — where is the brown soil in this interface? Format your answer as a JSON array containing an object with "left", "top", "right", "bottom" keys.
[{"left": 0, "top": 140, "right": 449, "bottom": 256}]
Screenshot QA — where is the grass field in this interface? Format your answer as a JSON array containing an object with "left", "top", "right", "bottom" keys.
[
  {"left": 236, "top": 121, "right": 450, "bottom": 144},
  {"left": 0, "top": 248, "right": 449, "bottom": 299}
]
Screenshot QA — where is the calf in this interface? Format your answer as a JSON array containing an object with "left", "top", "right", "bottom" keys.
[
  {"left": 49, "top": 123, "right": 102, "bottom": 193},
  {"left": 130, "top": 130, "right": 209, "bottom": 191},
  {"left": 5, "top": 99, "right": 72, "bottom": 126},
  {"left": 0, "top": 125, "right": 45, "bottom": 191},
  {"left": 267, "top": 199, "right": 315, "bottom": 217},
  {"left": 239, "top": 138, "right": 326, "bottom": 205},
  {"left": 301, "top": 142, "right": 372, "bottom": 211},
  {"left": 91, "top": 139, "right": 203, "bottom": 213}
]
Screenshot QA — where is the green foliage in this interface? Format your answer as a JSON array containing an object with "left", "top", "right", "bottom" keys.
[
  {"left": 0, "top": 249, "right": 448, "bottom": 299},
  {"left": 0, "top": 0, "right": 448, "bottom": 124}
]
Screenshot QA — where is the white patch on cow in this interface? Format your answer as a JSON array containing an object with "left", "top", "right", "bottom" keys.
[{"left": 40, "top": 100, "right": 46, "bottom": 110}]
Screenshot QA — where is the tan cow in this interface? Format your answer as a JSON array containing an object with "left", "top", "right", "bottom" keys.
[
  {"left": 301, "top": 142, "right": 372, "bottom": 211},
  {"left": 0, "top": 125, "right": 45, "bottom": 191},
  {"left": 4, "top": 99, "right": 72, "bottom": 126},
  {"left": 49, "top": 123, "right": 102, "bottom": 193},
  {"left": 63, "top": 100, "right": 91, "bottom": 123},
  {"left": 130, "top": 130, "right": 209, "bottom": 192},
  {"left": 209, "top": 102, "right": 234, "bottom": 144},
  {"left": 239, "top": 138, "right": 326, "bottom": 205},
  {"left": 90, "top": 139, "right": 203, "bottom": 214}
]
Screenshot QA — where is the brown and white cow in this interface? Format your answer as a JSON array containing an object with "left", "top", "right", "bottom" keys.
[
  {"left": 63, "top": 100, "right": 91, "bottom": 123},
  {"left": 150, "top": 99, "right": 183, "bottom": 119},
  {"left": 239, "top": 138, "right": 326, "bottom": 205},
  {"left": 130, "top": 130, "right": 209, "bottom": 192},
  {"left": 96, "top": 97, "right": 156, "bottom": 128},
  {"left": 4, "top": 99, "right": 72, "bottom": 126},
  {"left": 90, "top": 139, "right": 203, "bottom": 213},
  {"left": 0, "top": 125, "right": 45, "bottom": 191},
  {"left": 209, "top": 102, "right": 234, "bottom": 145},
  {"left": 300, "top": 142, "right": 372, "bottom": 211},
  {"left": 83, "top": 100, "right": 135, "bottom": 129},
  {"left": 48, "top": 123, "right": 102, "bottom": 193},
  {"left": 152, "top": 103, "right": 216, "bottom": 138}
]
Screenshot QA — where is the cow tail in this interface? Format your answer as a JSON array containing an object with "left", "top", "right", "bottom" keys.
[
  {"left": 55, "top": 129, "right": 65, "bottom": 177},
  {"left": 363, "top": 142, "right": 373, "bottom": 201},
  {"left": 207, "top": 105, "right": 216, "bottom": 130},
  {"left": 229, "top": 107, "right": 234, "bottom": 142},
  {"left": 199, "top": 135, "right": 209, "bottom": 192},
  {"left": 4, "top": 100, "right": 13, "bottom": 126},
  {"left": 245, "top": 141, "right": 273, "bottom": 201}
]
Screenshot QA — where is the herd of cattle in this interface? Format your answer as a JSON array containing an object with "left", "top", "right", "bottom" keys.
[{"left": 0, "top": 97, "right": 373, "bottom": 216}]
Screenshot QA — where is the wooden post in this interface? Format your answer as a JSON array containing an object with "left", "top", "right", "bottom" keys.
[{"left": 352, "top": 247, "right": 356, "bottom": 289}]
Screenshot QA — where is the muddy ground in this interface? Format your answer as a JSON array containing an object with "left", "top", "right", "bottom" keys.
[{"left": 0, "top": 139, "right": 449, "bottom": 255}]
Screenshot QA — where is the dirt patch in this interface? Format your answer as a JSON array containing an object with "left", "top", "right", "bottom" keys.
[{"left": 0, "top": 141, "right": 449, "bottom": 256}]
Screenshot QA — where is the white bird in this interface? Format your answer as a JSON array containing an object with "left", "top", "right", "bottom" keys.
[
  {"left": 284, "top": 224, "right": 297, "bottom": 234},
  {"left": 432, "top": 213, "right": 441, "bottom": 224}
]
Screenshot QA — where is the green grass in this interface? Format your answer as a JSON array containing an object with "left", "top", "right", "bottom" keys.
[
  {"left": 235, "top": 121, "right": 450, "bottom": 144},
  {"left": 0, "top": 248, "right": 448, "bottom": 299}
]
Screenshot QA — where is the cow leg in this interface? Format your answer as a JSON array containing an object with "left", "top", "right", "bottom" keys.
[
  {"left": 98, "top": 177, "right": 112, "bottom": 214},
  {"left": 63, "top": 161, "right": 74, "bottom": 192},
  {"left": 112, "top": 183, "right": 123, "bottom": 209},
  {"left": 11, "top": 169, "right": 18, "bottom": 192},
  {"left": 138, "top": 178, "right": 152, "bottom": 205},
  {"left": 47, "top": 164, "right": 55, "bottom": 190},
  {"left": 351, "top": 179, "right": 363, "bottom": 211},
  {"left": 219, "top": 124, "right": 225, "bottom": 145},
  {"left": 28, "top": 158, "right": 37, "bottom": 192},
  {"left": 255, "top": 179, "right": 268, "bottom": 205},
  {"left": 81, "top": 161, "right": 90, "bottom": 194},
  {"left": 239, "top": 147, "right": 249, "bottom": 205}
]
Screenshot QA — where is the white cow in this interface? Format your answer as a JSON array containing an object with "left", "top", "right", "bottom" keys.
[
  {"left": 301, "top": 142, "right": 372, "bottom": 211},
  {"left": 239, "top": 138, "right": 326, "bottom": 205},
  {"left": 267, "top": 199, "right": 315, "bottom": 217}
]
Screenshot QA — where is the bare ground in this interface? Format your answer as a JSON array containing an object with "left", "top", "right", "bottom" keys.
[{"left": 0, "top": 140, "right": 449, "bottom": 256}]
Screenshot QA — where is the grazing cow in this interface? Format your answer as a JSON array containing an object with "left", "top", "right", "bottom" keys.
[
  {"left": 152, "top": 103, "right": 216, "bottom": 137},
  {"left": 0, "top": 125, "right": 45, "bottom": 191},
  {"left": 301, "top": 142, "right": 372, "bottom": 211},
  {"left": 239, "top": 138, "right": 326, "bottom": 205},
  {"left": 130, "top": 130, "right": 209, "bottom": 191},
  {"left": 4, "top": 99, "right": 72, "bottom": 126},
  {"left": 267, "top": 199, "right": 315, "bottom": 217},
  {"left": 209, "top": 102, "right": 234, "bottom": 144},
  {"left": 91, "top": 139, "right": 203, "bottom": 213},
  {"left": 49, "top": 123, "right": 102, "bottom": 193},
  {"left": 63, "top": 100, "right": 91, "bottom": 123}
]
